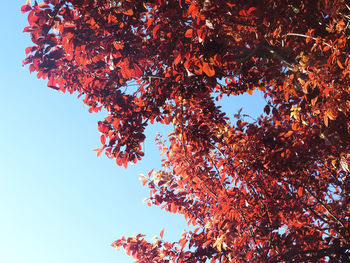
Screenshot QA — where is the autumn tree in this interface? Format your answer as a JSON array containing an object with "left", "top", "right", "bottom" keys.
[{"left": 22, "top": 0, "right": 350, "bottom": 262}]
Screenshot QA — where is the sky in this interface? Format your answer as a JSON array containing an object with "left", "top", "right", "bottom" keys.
[{"left": 0, "top": 2, "right": 266, "bottom": 263}]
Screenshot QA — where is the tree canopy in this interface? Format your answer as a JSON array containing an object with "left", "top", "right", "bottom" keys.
[{"left": 23, "top": 0, "right": 350, "bottom": 262}]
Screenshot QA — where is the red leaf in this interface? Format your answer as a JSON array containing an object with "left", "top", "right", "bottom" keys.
[
  {"left": 29, "top": 64, "right": 35, "bottom": 73},
  {"left": 23, "top": 26, "right": 35, "bottom": 32},
  {"left": 146, "top": 17, "right": 154, "bottom": 28},
  {"left": 100, "top": 135, "right": 106, "bottom": 145},
  {"left": 170, "top": 203, "right": 177, "bottom": 213},
  {"left": 133, "top": 64, "right": 143, "bottom": 78},
  {"left": 21, "top": 4, "right": 32, "bottom": 14},
  {"left": 123, "top": 158, "right": 128, "bottom": 169},
  {"left": 247, "top": 7, "right": 257, "bottom": 15},
  {"left": 22, "top": 3, "right": 348, "bottom": 259},
  {"left": 47, "top": 77, "right": 58, "bottom": 90},
  {"left": 239, "top": 9, "right": 247, "bottom": 16},
  {"left": 25, "top": 46, "right": 34, "bottom": 55},
  {"left": 116, "top": 158, "right": 123, "bottom": 166}
]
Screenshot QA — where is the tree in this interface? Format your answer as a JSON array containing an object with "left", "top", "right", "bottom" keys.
[{"left": 22, "top": 0, "right": 350, "bottom": 262}]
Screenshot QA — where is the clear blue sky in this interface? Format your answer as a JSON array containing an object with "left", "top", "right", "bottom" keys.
[{"left": 0, "top": 2, "right": 266, "bottom": 263}]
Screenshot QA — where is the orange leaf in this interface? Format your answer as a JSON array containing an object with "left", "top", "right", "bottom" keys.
[
  {"left": 247, "top": 89, "right": 253, "bottom": 95},
  {"left": 113, "top": 42, "right": 123, "bottom": 50},
  {"left": 220, "top": 174, "right": 226, "bottom": 185},
  {"left": 202, "top": 62, "right": 215, "bottom": 77},
  {"left": 203, "top": 239, "right": 212, "bottom": 248},
  {"left": 160, "top": 228, "right": 165, "bottom": 239},
  {"left": 153, "top": 24, "right": 161, "bottom": 38},
  {"left": 146, "top": 17, "right": 154, "bottom": 28},
  {"left": 298, "top": 187, "right": 303, "bottom": 197},
  {"left": 160, "top": 147, "right": 168, "bottom": 156},
  {"left": 174, "top": 53, "right": 182, "bottom": 65},
  {"left": 323, "top": 112, "right": 329, "bottom": 127},
  {"left": 284, "top": 130, "right": 293, "bottom": 137},
  {"left": 123, "top": 9, "right": 134, "bottom": 16},
  {"left": 327, "top": 108, "right": 338, "bottom": 120},
  {"left": 188, "top": 3, "right": 198, "bottom": 18},
  {"left": 142, "top": 178, "right": 148, "bottom": 186},
  {"left": 284, "top": 91, "right": 289, "bottom": 102},
  {"left": 323, "top": 45, "right": 331, "bottom": 52},
  {"left": 337, "top": 59, "right": 344, "bottom": 69},
  {"left": 185, "top": 29, "right": 193, "bottom": 38},
  {"left": 213, "top": 54, "right": 222, "bottom": 66},
  {"left": 179, "top": 238, "right": 187, "bottom": 249}
]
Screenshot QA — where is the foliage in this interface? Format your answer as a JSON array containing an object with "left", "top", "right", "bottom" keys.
[{"left": 23, "top": 0, "right": 350, "bottom": 262}]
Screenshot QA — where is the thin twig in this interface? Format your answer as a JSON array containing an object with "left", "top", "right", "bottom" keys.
[
  {"left": 305, "top": 188, "right": 347, "bottom": 232},
  {"left": 286, "top": 33, "right": 350, "bottom": 58}
]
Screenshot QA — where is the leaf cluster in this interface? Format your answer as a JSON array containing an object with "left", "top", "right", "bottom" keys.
[{"left": 23, "top": 0, "right": 350, "bottom": 262}]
